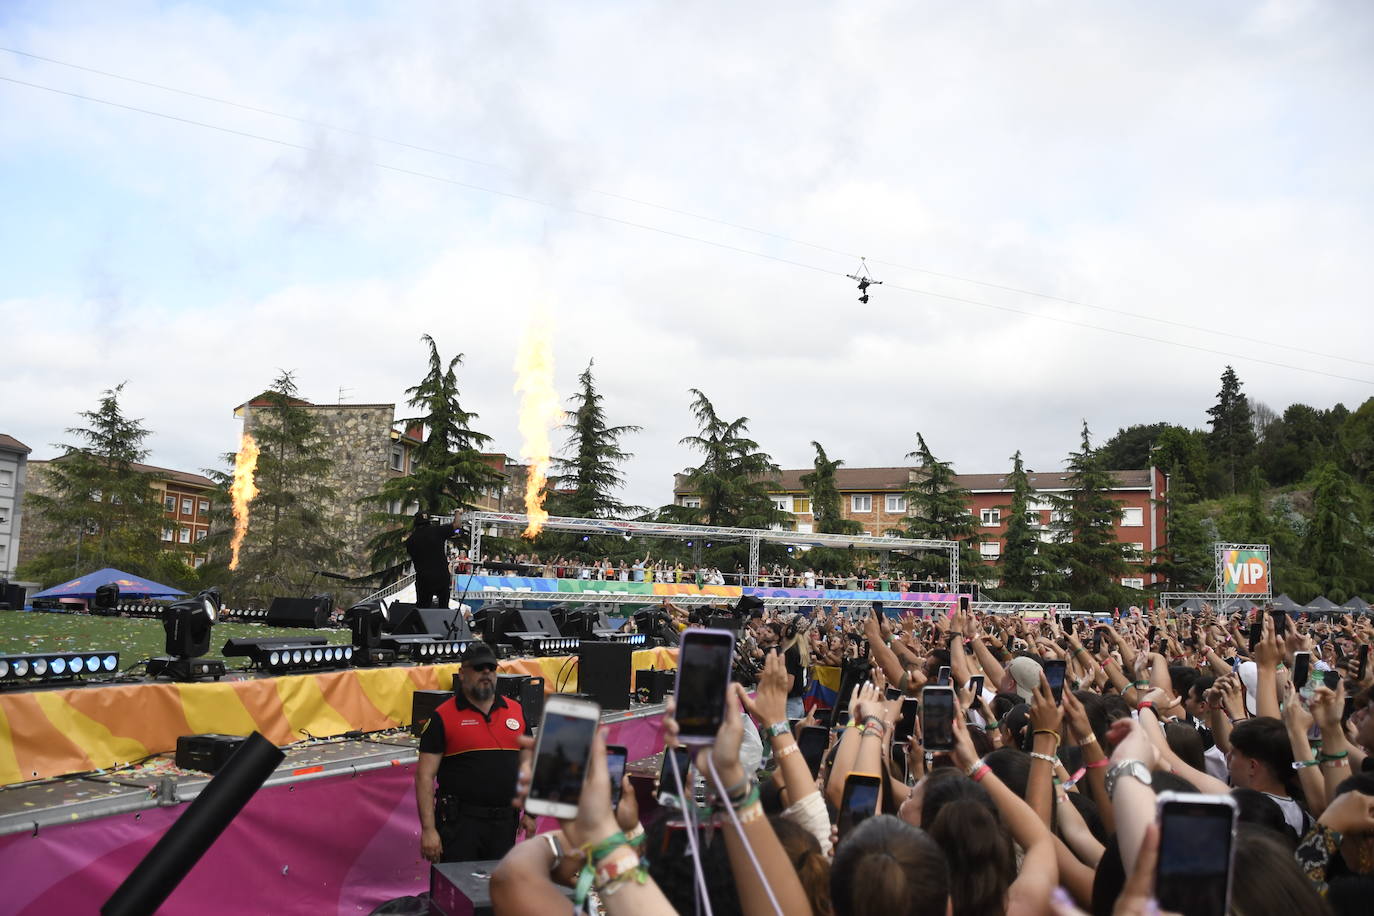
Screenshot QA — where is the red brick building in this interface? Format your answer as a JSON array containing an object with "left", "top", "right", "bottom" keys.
[{"left": 674, "top": 466, "right": 1168, "bottom": 588}]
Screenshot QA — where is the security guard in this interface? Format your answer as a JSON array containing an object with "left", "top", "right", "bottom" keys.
[{"left": 416, "top": 641, "right": 531, "bottom": 863}]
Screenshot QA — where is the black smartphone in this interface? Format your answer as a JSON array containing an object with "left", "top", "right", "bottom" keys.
[
  {"left": 831, "top": 665, "right": 865, "bottom": 728},
  {"left": 527, "top": 695, "right": 602, "bottom": 820},
  {"left": 1157, "top": 638, "right": 1169, "bottom": 656},
  {"left": 1359, "top": 644, "right": 1370, "bottom": 682},
  {"left": 936, "top": 666, "right": 951, "bottom": 687},
  {"left": 1093, "top": 629, "right": 1105, "bottom": 655},
  {"left": 1270, "top": 608, "right": 1288, "bottom": 637},
  {"left": 796, "top": 725, "right": 829, "bottom": 778},
  {"left": 1323, "top": 670, "right": 1340, "bottom": 691},
  {"left": 656, "top": 745, "right": 692, "bottom": 808},
  {"left": 885, "top": 686, "right": 903, "bottom": 702},
  {"left": 1293, "top": 652, "right": 1311, "bottom": 690},
  {"left": 968, "top": 674, "right": 985, "bottom": 699},
  {"left": 1147, "top": 625, "right": 1158, "bottom": 644},
  {"left": 894, "top": 697, "right": 919, "bottom": 744},
  {"left": 958, "top": 594, "right": 970, "bottom": 613},
  {"left": 837, "top": 772, "right": 882, "bottom": 840},
  {"left": 606, "top": 744, "right": 628, "bottom": 808},
  {"left": 1343, "top": 695, "right": 1356, "bottom": 724},
  {"left": 1155, "top": 792, "right": 1237, "bottom": 916},
  {"left": 673, "top": 628, "right": 736, "bottom": 744},
  {"left": 1248, "top": 622, "right": 1262, "bottom": 652},
  {"left": 921, "top": 686, "right": 955, "bottom": 751},
  {"left": 1044, "top": 658, "right": 1067, "bottom": 704}
]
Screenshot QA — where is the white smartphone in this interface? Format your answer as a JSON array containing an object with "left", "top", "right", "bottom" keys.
[
  {"left": 674, "top": 628, "right": 737, "bottom": 745},
  {"left": 525, "top": 694, "right": 602, "bottom": 820}
]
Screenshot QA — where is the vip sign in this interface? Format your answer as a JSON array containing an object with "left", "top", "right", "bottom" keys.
[{"left": 1220, "top": 547, "right": 1270, "bottom": 595}]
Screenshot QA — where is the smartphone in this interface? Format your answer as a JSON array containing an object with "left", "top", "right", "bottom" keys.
[
  {"left": 894, "top": 697, "right": 919, "bottom": 744},
  {"left": 796, "top": 726, "right": 829, "bottom": 778},
  {"left": 1343, "top": 695, "right": 1356, "bottom": 724},
  {"left": 936, "top": 666, "right": 951, "bottom": 687},
  {"left": 1044, "top": 658, "right": 1067, "bottom": 704},
  {"left": 1322, "top": 670, "right": 1340, "bottom": 691},
  {"left": 526, "top": 695, "right": 602, "bottom": 820},
  {"left": 1248, "top": 622, "right": 1262, "bottom": 652},
  {"left": 958, "top": 594, "right": 970, "bottom": 614},
  {"left": 1155, "top": 791, "right": 1237, "bottom": 916},
  {"left": 674, "top": 629, "right": 736, "bottom": 744},
  {"left": 968, "top": 674, "right": 985, "bottom": 700},
  {"left": 1359, "top": 644, "right": 1370, "bottom": 681},
  {"left": 606, "top": 744, "right": 628, "bottom": 809},
  {"left": 885, "top": 686, "right": 904, "bottom": 702},
  {"left": 1157, "top": 638, "right": 1170, "bottom": 656},
  {"left": 657, "top": 745, "right": 692, "bottom": 808},
  {"left": 1147, "top": 625, "right": 1158, "bottom": 644},
  {"left": 1270, "top": 608, "right": 1288, "bottom": 637},
  {"left": 837, "top": 772, "right": 882, "bottom": 840},
  {"left": 1293, "top": 652, "right": 1311, "bottom": 690},
  {"left": 1093, "top": 629, "right": 1104, "bottom": 655},
  {"left": 921, "top": 686, "right": 955, "bottom": 752}
]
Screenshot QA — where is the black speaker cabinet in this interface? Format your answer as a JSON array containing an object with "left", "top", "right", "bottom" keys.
[
  {"left": 411, "top": 689, "right": 452, "bottom": 737},
  {"left": 0, "top": 582, "right": 27, "bottom": 610},
  {"left": 175, "top": 733, "right": 249, "bottom": 773},
  {"left": 266, "top": 595, "right": 332, "bottom": 628},
  {"left": 516, "top": 608, "right": 560, "bottom": 637},
  {"left": 391, "top": 603, "right": 475, "bottom": 639},
  {"left": 496, "top": 673, "right": 545, "bottom": 729},
  {"left": 577, "top": 642, "right": 634, "bottom": 710},
  {"left": 635, "top": 667, "right": 675, "bottom": 704}
]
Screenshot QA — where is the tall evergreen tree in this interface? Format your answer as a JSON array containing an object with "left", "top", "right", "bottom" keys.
[
  {"left": 21, "top": 384, "right": 168, "bottom": 582},
  {"left": 1206, "top": 366, "right": 1257, "bottom": 496},
  {"left": 1046, "top": 422, "right": 1130, "bottom": 609},
  {"left": 898, "top": 433, "right": 982, "bottom": 583},
  {"left": 549, "top": 361, "right": 642, "bottom": 520},
  {"left": 675, "top": 389, "right": 782, "bottom": 529},
  {"left": 1146, "top": 463, "right": 1215, "bottom": 591},
  {"left": 365, "top": 336, "right": 502, "bottom": 569},
  {"left": 799, "top": 442, "right": 862, "bottom": 535},
  {"left": 996, "top": 451, "right": 1052, "bottom": 599},
  {"left": 1302, "top": 462, "right": 1368, "bottom": 603},
  {"left": 228, "top": 372, "right": 345, "bottom": 603}
]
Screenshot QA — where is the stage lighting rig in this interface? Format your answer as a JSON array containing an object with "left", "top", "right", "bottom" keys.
[
  {"left": 148, "top": 588, "right": 226, "bottom": 682},
  {"left": 0, "top": 651, "right": 121, "bottom": 689},
  {"left": 222, "top": 636, "right": 352, "bottom": 673},
  {"left": 506, "top": 633, "right": 580, "bottom": 655},
  {"left": 379, "top": 635, "right": 472, "bottom": 662}
]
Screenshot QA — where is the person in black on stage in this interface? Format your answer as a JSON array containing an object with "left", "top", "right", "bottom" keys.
[
  {"left": 405, "top": 510, "right": 462, "bottom": 609},
  {"left": 415, "top": 641, "right": 534, "bottom": 863}
]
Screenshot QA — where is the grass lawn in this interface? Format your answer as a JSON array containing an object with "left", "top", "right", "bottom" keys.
[{"left": 0, "top": 609, "right": 352, "bottom": 666}]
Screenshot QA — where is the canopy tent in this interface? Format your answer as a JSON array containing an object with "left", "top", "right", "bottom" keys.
[
  {"left": 31, "top": 568, "right": 188, "bottom": 601},
  {"left": 1221, "top": 598, "right": 1260, "bottom": 614},
  {"left": 1270, "top": 594, "right": 1304, "bottom": 613},
  {"left": 1178, "top": 597, "right": 1208, "bottom": 614},
  {"left": 1305, "top": 596, "right": 1340, "bottom": 612},
  {"left": 1342, "top": 597, "right": 1371, "bottom": 613}
]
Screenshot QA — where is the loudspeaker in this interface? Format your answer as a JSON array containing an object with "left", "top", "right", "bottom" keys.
[
  {"left": 266, "top": 596, "right": 332, "bottom": 628},
  {"left": 516, "top": 608, "right": 561, "bottom": 637},
  {"left": 412, "top": 689, "right": 452, "bottom": 737},
  {"left": 577, "top": 642, "right": 634, "bottom": 710},
  {"left": 390, "top": 604, "right": 475, "bottom": 640},
  {"left": 175, "top": 733, "right": 249, "bottom": 773},
  {"left": 0, "top": 582, "right": 27, "bottom": 611},
  {"left": 635, "top": 667, "right": 675, "bottom": 704},
  {"left": 496, "top": 673, "right": 544, "bottom": 729}
]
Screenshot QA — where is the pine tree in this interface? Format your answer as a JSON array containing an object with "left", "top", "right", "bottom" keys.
[
  {"left": 549, "top": 361, "right": 642, "bottom": 520},
  {"left": 229, "top": 372, "right": 345, "bottom": 603},
  {"left": 1206, "top": 366, "right": 1258, "bottom": 496},
  {"left": 996, "top": 451, "right": 1052, "bottom": 599},
  {"left": 1303, "top": 462, "right": 1368, "bottom": 603},
  {"left": 21, "top": 384, "right": 169, "bottom": 582},
  {"left": 1146, "top": 463, "right": 1215, "bottom": 591},
  {"left": 676, "top": 389, "right": 782, "bottom": 529},
  {"left": 365, "top": 336, "right": 501, "bottom": 569},
  {"left": 1047, "top": 422, "right": 1130, "bottom": 609},
  {"left": 799, "top": 442, "right": 862, "bottom": 535},
  {"left": 899, "top": 433, "right": 982, "bottom": 584}
]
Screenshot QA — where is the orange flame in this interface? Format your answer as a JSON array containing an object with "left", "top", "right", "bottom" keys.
[
  {"left": 228, "top": 433, "right": 260, "bottom": 570},
  {"left": 514, "top": 320, "right": 562, "bottom": 538}
]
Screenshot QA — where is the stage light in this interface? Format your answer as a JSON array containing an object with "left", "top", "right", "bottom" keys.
[
  {"left": 102, "top": 655, "right": 117, "bottom": 672},
  {"left": 686, "top": 540, "right": 693, "bottom": 547},
  {"left": 148, "top": 589, "right": 226, "bottom": 682},
  {"left": 706, "top": 542, "right": 713, "bottom": 548},
  {"left": 32, "top": 658, "right": 48, "bottom": 676},
  {"left": 12, "top": 658, "right": 28, "bottom": 677},
  {"left": 0, "top": 651, "right": 122, "bottom": 688},
  {"left": 291, "top": 649, "right": 303, "bottom": 664},
  {"left": 222, "top": 636, "right": 348, "bottom": 673},
  {"left": 50, "top": 657, "right": 67, "bottom": 675},
  {"left": 0, "top": 659, "right": 7, "bottom": 678},
  {"left": 581, "top": 535, "right": 589, "bottom": 542}
]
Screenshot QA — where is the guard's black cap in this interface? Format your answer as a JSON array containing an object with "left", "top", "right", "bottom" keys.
[{"left": 461, "top": 641, "right": 499, "bottom": 666}]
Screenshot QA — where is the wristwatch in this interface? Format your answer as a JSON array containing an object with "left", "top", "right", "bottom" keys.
[
  {"left": 542, "top": 831, "right": 564, "bottom": 872},
  {"left": 1105, "top": 759, "right": 1153, "bottom": 796}
]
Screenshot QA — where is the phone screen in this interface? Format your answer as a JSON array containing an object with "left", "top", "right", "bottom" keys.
[
  {"left": 1158, "top": 638, "right": 1170, "bottom": 657},
  {"left": 530, "top": 708, "right": 599, "bottom": 808},
  {"left": 837, "top": 774, "right": 881, "bottom": 839},
  {"left": 1248, "top": 622, "right": 1262, "bottom": 651},
  {"left": 1322, "top": 670, "right": 1339, "bottom": 691},
  {"left": 885, "top": 686, "right": 903, "bottom": 702},
  {"left": 657, "top": 746, "right": 692, "bottom": 807},
  {"left": 958, "top": 594, "right": 970, "bottom": 613},
  {"left": 936, "top": 666, "right": 951, "bottom": 687},
  {"left": 894, "top": 697, "right": 919, "bottom": 743},
  {"left": 1270, "top": 608, "right": 1288, "bottom": 637},
  {"left": 1293, "top": 652, "right": 1310, "bottom": 690},
  {"left": 606, "top": 744, "right": 628, "bottom": 808},
  {"left": 1156, "top": 795, "right": 1236, "bottom": 916},
  {"left": 1147, "top": 626, "right": 1158, "bottom": 644},
  {"left": 1343, "top": 695, "right": 1356, "bottom": 723},
  {"left": 1044, "top": 659, "right": 1067, "bottom": 704},
  {"left": 922, "top": 687, "right": 955, "bottom": 751},
  {"left": 1092, "top": 630, "right": 1104, "bottom": 655},
  {"left": 797, "top": 726, "right": 829, "bottom": 778},
  {"left": 1359, "top": 644, "right": 1370, "bottom": 681},
  {"left": 968, "top": 675, "right": 985, "bottom": 700},
  {"left": 675, "top": 630, "right": 735, "bottom": 741}
]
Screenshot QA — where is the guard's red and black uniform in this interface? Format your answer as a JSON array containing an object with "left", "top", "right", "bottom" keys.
[{"left": 418, "top": 691, "right": 528, "bottom": 862}]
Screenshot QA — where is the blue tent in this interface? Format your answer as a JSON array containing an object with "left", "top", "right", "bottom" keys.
[{"left": 31, "top": 567, "right": 188, "bottom": 601}]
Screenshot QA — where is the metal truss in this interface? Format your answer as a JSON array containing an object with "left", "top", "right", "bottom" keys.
[
  {"left": 470, "top": 589, "right": 958, "bottom": 612},
  {"left": 976, "top": 602, "right": 1073, "bottom": 614}
]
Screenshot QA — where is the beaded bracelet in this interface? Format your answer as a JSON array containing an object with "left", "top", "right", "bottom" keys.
[{"left": 1030, "top": 751, "right": 1058, "bottom": 765}]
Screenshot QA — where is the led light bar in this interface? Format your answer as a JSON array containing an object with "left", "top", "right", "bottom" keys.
[
  {"left": 506, "top": 633, "right": 581, "bottom": 655},
  {"left": 379, "top": 636, "right": 472, "bottom": 662},
  {"left": 0, "top": 651, "right": 121, "bottom": 688},
  {"left": 221, "top": 637, "right": 350, "bottom": 673},
  {"left": 595, "top": 631, "right": 648, "bottom": 646}
]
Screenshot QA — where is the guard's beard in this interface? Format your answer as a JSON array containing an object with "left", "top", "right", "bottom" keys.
[{"left": 470, "top": 683, "right": 495, "bottom": 701}]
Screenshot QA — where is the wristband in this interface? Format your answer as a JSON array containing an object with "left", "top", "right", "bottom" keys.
[
  {"left": 1319, "top": 750, "right": 1350, "bottom": 761},
  {"left": 1062, "top": 766, "right": 1087, "bottom": 789},
  {"left": 737, "top": 799, "right": 766, "bottom": 824},
  {"left": 1136, "top": 701, "right": 1155, "bottom": 713},
  {"left": 731, "top": 785, "right": 761, "bottom": 810},
  {"left": 1030, "top": 751, "right": 1058, "bottom": 765},
  {"left": 766, "top": 721, "right": 791, "bottom": 739},
  {"left": 964, "top": 756, "right": 987, "bottom": 777},
  {"left": 1085, "top": 758, "right": 1110, "bottom": 769},
  {"left": 1078, "top": 734, "right": 1099, "bottom": 746},
  {"left": 1292, "top": 758, "right": 1320, "bottom": 769},
  {"left": 1033, "top": 729, "right": 1062, "bottom": 747},
  {"left": 970, "top": 763, "right": 991, "bottom": 782},
  {"left": 586, "top": 832, "right": 630, "bottom": 866}
]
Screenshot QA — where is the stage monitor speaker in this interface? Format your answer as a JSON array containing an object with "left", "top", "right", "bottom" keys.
[
  {"left": 516, "top": 608, "right": 561, "bottom": 637},
  {"left": 496, "top": 673, "right": 544, "bottom": 729},
  {"left": 411, "top": 689, "right": 452, "bottom": 737},
  {"left": 577, "top": 642, "right": 634, "bottom": 710},
  {"left": 391, "top": 604, "right": 475, "bottom": 640},
  {"left": 635, "top": 667, "right": 675, "bottom": 704},
  {"left": 0, "top": 582, "right": 27, "bottom": 611},
  {"left": 175, "top": 734, "right": 249, "bottom": 774},
  {"left": 266, "top": 596, "right": 332, "bottom": 628}
]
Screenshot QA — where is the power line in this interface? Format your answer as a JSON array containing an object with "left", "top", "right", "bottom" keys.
[
  {"left": 4, "top": 44, "right": 1371, "bottom": 371},
  {"left": 2, "top": 73, "right": 1372, "bottom": 389}
]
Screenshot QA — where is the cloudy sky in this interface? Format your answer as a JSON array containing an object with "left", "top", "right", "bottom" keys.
[{"left": 3, "top": 0, "right": 1372, "bottom": 512}]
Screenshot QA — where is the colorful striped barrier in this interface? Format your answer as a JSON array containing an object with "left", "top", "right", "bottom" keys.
[{"left": 460, "top": 575, "right": 956, "bottom": 608}]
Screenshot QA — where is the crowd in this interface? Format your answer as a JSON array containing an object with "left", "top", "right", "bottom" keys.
[
  {"left": 453, "top": 551, "right": 951, "bottom": 592},
  {"left": 481, "top": 603, "right": 1374, "bottom": 915}
]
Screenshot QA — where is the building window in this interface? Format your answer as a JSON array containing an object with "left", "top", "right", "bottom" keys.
[
  {"left": 885, "top": 495, "right": 907, "bottom": 513},
  {"left": 1025, "top": 512, "right": 1040, "bottom": 526},
  {"left": 390, "top": 446, "right": 404, "bottom": 471},
  {"left": 0, "top": 514, "right": 8, "bottom": 527},
  {"left": 771, "top": 496, "right": 793, "bottom": 513},
  {"left": 1128, "top": 542, "right": 1145, "bottom": 560},
  {"left": 980, "top": 541, "right": 1001, "bottom": 558},
  {"left": 1121, "top": 507, "right": 1144, "bottom": 527},
  {"left": 162, "top": 527, "right": 174, "bottom": 541},
  {"left": 0, "top": 469, "right": 12, "bottom": 488},
  {"left": 1121, "top": 577, "right": 1144, "bottom": 589},
  {"left": 792, "top": 497, "right": 812, "bottom": 514},
  {"left": 181, "top": 498, "right": 193, "bottom": 515},
  {"left": 199, "top": 500, "right": 210, "bottom": 514},
  {"left": 797, "top": 523, "right": 814, "bottom": 534},
  {"left": 192, "top": 556, "right": 205, "bottom": 568},
  {"left": 195, "top": 529, "right": 207, "bottom": 542},
  {"left": 980, "top": 508, "right": 1002, "bottom": 526},
  {"left": 852, "top": 495, "right": 873, "bottom": 512},
  {"left": 164, "top": 495, "right": 176, "bottom": 511},
  {"left": 681, "top": 497, "right": 701, "bottom": 509},
  {"left": 91, "top": 488, "right": 102, "bottom": 502},
  {"left": 178, "top": 527, "right": 191, "bottom": 544}
]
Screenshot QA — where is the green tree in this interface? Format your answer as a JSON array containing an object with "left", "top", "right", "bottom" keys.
[
  {"left": 365, "top": 336, "right": 502, "bottom": 570},
  {"left": 1152, "top": 426, "right": 1210, "bottom": 495},
  {"left": 897, "top": 433, "right": 982, "bottom": 583},
  {"left": 1340, "top": 397, "right": 1374, "bottom": 483},
  {"left": 675, "top": 389, "right": 783, "bottom": 529},
  {"left": 1302, "top": 462, "right": 1368, "bottom": 603},
  {"left": 1098, "top": 422, "right": 1173, "bottom": 470},
  {"left": 20, "top": 384, "right": 169, "bottom": 583},
  {"left": 228, "top": 372, "right": 345, "bottom": 603},
  {"left": 799, "top": 442, "right": 862, "bottom": 535},
  {"left": 1046, "top": 422, "right": 1130, "bottom": 609},
  {"left": 1146, "top": 464, "right": 1214, "bottom": 591},
  {"left": 996, "top": 451, "right": 1053, "bottom": 599},
  {"left": 1206, "top": 366, "right": 1257, "bottom": 496},
  {"left": 549, "top": 361, "right": 642, "bottom": 520}
]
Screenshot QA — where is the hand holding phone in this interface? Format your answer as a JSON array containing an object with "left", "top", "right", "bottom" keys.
[
  {"left": 674, "top": 629, "right": 736, "bottom": 745},
  {"left": 921, "top": 686, "right": 955, "bottom": 752},
  {"left": 606, "top": 744, "right": 628, "bottom": 809},
  {"left": 837, "top": 772, "right": 882, "bottom": 840},
  {"left": 1155, "top": 792, "right": 1237, "bottom": 916},
  {"left": 1043, "top": 658, "right": 1067, "bottom": 704},
  {"left": 526, "top": 695, "right": 602, "bottom": 820}
]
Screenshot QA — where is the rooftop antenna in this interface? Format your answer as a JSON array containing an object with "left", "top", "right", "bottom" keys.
[
  {"left": 337, "top": 386, "right": 354, "bottom": 403},
  {"left": 846, "top": 258, "right": 882, "bottom": 304}
]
